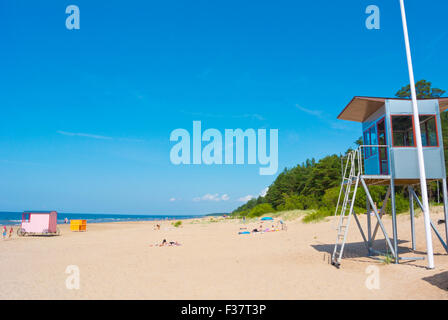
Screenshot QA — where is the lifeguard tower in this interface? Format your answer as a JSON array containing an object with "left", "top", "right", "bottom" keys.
[{"left": 332, "top": 96, "right": 448, "bottom": 267}]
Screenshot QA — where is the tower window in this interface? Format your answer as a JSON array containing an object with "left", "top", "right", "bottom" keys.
[
  {"left": 391, "top": 114, "right": 438, "bottom": 147},
  {"left": 420, "top": 115, "right": 438, "bottom": 147},
  {"left": 391, "top": 115, "right": 415, "bottom": 147},
  {"left": 363, "top": 125, "right": 378, "bottom": 158}
]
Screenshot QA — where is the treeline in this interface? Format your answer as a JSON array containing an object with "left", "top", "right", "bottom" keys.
[
  {"left": 231, "top": 147, "right": 386, "bottom": 217},
  {"left": 231, "top": 154, "right": 342, "bottom": 217},
  {"left": 232, "top": 146, "right": 443, "bottom": 219}
]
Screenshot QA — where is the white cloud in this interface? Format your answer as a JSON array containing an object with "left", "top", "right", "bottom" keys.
[
  {"left": 238, "top": 195, "right": 254, "bottom": 202},
  {"left": 296, "top": 104, "right": 357, "bottom": 131},
  {"left": 57, "top": 130, "right": 145, "bottom": 142},
  {"left": 295, "top": 104, "right": 323, "bottom": 118},
  {"left": 118, "top": 137, "right": 145, "bottom": 143},
  {"left": 295, "top": 104, "right": 357, "bottom": 132},
  {"left": 57, "top": 130, "right": 113, "bottom": 140},
  {"left": 181, "top": 110, "right": 264, "bottom": 121},
  {"left": 237, "top": 187, "right": 268, "bottom": 203},
  {"left": 193, "top": 193, "right": 230, "bottom": 202},
  {"left": 203, "top": 194, "right": 219, "bottom": 201},
  {"left": 260, "top": 187, "right": 269, "bottom": 197},
  {"left": 169, "top": 198, "right": 177, "bottom": 202}
]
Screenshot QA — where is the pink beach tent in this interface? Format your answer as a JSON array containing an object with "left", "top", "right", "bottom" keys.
[{"left": 19, "top": 211, "right": 59, "bottom": 236}]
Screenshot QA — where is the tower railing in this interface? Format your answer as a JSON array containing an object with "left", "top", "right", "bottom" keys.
[
  {"left": 333, "top": 145, "right": 389, "bottom": 228},
  {"left": 352, "top": 145, "right": 389, "bottom": 176}
]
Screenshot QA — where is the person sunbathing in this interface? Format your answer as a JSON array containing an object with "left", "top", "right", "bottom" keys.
[
  {"left": 149, "top": 239, "right": 167, "bottom": 247},
  {"left": 252, "top": 225, "right": 264, "bottom": 233},
  {"left": 149, "top": 239, "right": 181, "bottom": 247}
]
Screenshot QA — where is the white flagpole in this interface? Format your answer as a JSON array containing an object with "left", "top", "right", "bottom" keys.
[{"left": 399, "top": 0, "right": 434, "bottom": 269}]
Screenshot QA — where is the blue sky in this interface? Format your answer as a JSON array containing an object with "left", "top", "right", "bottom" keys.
[{"left": 0, "top": 0, "right": 447, "bottom": 214}]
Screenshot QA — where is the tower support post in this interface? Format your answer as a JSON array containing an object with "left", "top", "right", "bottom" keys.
[
  {"left": 443, "top": 179, "right": 448, "bottom": 246},
  {"left": 367, "top": 196, "right": 372, "bottom": 255},
  {"left": 409, "top": 186, "right": 416, "bottom": 251},
  {"left": 390, "top": 178, "right": 399, "bottom": 263}
]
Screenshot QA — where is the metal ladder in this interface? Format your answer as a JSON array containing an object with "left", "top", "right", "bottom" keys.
[{"left": 331, "top": 149, "right": 361, "bottom": 267}]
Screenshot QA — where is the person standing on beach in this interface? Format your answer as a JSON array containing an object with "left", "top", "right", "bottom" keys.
[
  {"left": 2, "top": 226, "right": 6, "bottom": 240},
  {"left": 367, "top": 202, "right": 377, "bottom": 217},
  {"left": 279, "top": 220, "right": 287, "bottom": 231},
  {"left": 9, "top": 227, "right": 13, "bottom": 239}
]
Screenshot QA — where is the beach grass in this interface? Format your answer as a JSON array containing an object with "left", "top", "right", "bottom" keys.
[
  {"left": 381, "top": 253, "right": 395, "bottom": 265},
  {"left": 234, "top": 209, "right": 324, "bottom": 224},
  {"left": 172, "top": 221, "right": 182, "bottom": 228},
  {"left": 269, "top": 209, "right": 309, "bottom": 221},
  {"left": 302, "top": 210, "right": 326, "bottom": 224},
  {"left": 188, "top": 216, "right": 229, "bottom": 224}
]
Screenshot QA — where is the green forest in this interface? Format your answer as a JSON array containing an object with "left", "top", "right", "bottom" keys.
[{"left": 232, "top": 80, "right": 447, "bottom": 221}]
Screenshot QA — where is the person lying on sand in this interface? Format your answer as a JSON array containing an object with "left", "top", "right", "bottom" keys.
[
  {"left": 252, "top": 225, "right": 264, "bottom": 233},
  {"left": 149, "top": 239, "right": 167, "bottom": 247},
  {"left": 149, "top": 239, "right": 182, "bottom": 247}
]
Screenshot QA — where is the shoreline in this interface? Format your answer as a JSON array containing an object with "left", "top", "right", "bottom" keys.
[{"left": 0, "top": 214, "right": 208, "bottom": 227}]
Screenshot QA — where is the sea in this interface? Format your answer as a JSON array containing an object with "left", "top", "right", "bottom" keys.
[{"left": 0, "top": 212, "right": 204, "bottom": 226}]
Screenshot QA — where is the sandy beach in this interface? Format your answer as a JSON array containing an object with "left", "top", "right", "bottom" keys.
[{"left": 1, "top": 209, "right": 448, "bottom": 300}]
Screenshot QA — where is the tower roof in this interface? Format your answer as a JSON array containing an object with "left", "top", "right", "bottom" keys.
[{"left": 337, "top": 97, "right": 448, "bottom": 122}]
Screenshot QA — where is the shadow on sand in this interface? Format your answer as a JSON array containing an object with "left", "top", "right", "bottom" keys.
[
  {"left": 422, "top": 271, "right": 448, "bottom": 291},
  {"left": 312, "top": 239, "right": 411, "bottom": 260}
]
